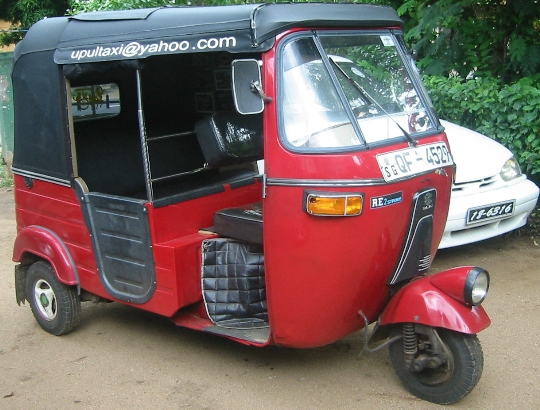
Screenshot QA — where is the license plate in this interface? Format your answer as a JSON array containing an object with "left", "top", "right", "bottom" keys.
[
  {"left": 466, "top": 201, "right": 515, "bottom": 225},
  {"left": 376, "top": 142, "right": 453, "bottom": 182}
]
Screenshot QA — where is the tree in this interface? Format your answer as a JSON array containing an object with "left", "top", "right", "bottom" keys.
[
  {"left": 0, "top": 0, "right": 69, "bottom": 46},
  {"left": 67, "top": 0, "right": 244, "bottom": 15},
  {"left": 395, "top": 0, "right": 540, "bottom": 83}
]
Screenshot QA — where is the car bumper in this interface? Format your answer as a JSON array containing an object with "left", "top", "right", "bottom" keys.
[{"left": 439, "top": 178, "right": 539, "bottom": 249}]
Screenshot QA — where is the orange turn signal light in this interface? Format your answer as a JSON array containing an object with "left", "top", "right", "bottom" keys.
[{"left": 305, "top": 193, "right": 363, "bottom": 216}]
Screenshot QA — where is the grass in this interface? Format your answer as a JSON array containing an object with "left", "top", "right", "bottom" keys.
[
  {"left": 0, "top": 169, "right": 13, "bottom": 188},
  {"left": 0, "top": 147, "right": 13, "bottom": 188}
]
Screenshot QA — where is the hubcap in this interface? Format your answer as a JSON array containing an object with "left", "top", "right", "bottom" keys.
[
  {"left": 33, "top": 279, "right": 57, "bottom": 321},
  {"left": 412, "top": 332, "right": 455, "bottom": 386}
]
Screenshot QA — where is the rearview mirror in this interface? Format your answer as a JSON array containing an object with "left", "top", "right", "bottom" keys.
[{"left": 231, "top": 59, "right": 265, "bottom": 115}]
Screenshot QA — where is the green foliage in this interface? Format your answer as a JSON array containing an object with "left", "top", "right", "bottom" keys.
[
  {"left": 424, "top": 75, "right": 540, "bottom": 177},
  {"left": 68, "top": 0, "right": 259, "bottom": 14},
  {"left": 395, "top": 0, "right": 540, "bottom": 84},
  {"left": 68, "top": 0, "right": 178, "bottom": 14},
  {"left": 0, "top": 169, "right": 13, "bottom": 188},
  {"left": 0, "top": 0, "right": 69, "bottom": 46},
  {"left": 521, "top": 206, "right": 540, "bottom": 238}
]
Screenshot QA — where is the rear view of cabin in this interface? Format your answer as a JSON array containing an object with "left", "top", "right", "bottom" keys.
[{"left": 12, "top": 6, "right": 270, "bottom": 342}]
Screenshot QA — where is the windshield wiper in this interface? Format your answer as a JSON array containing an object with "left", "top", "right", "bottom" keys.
[{"left": 328, "top": 57, "right": 418, "bottom": 147}]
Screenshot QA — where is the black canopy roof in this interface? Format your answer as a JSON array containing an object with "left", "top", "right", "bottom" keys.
[
  {"left": 15, "top": 3, "right": 402, "bottom": 64},
  {"left": 11, "top": 3, "right": 402, "bottom": 185}
]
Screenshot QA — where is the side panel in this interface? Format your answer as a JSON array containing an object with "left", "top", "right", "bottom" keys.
[
  {"left": 13, "top": 177, "right": 178, "bottom": 314},
  {"left": 13, "top": 176, "right": 264, "bottom": 318}
]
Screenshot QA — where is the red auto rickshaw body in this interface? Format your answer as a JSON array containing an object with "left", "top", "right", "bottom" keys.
[{"left": 11, "top": 3, "right": 487, "bottom": 354}]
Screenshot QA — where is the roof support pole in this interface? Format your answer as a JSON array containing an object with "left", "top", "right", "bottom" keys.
[{"left": 136, "top": 68, "right": 153, "bottom": 202}]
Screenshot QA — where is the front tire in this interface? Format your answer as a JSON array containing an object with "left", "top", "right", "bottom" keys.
[
  {"left": 25, "top": 261, "right": 81, "bottom": 335},
  {"left": 389, "top": 325, "right": 484, "bottom": 404}
]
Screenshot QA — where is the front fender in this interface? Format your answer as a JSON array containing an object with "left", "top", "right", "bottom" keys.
[
  {"left": 380, "top": 266, "right": 490, "bottom": 334},
  {"left": 13, "top": 225, "right": 80, "bottom": 287}
]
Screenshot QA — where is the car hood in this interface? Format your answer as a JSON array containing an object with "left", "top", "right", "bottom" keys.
[{"left": 441, "top": 120, "right": 513, "bottom": 184}]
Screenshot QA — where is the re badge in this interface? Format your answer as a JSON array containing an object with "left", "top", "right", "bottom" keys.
[{"left": 371, "top": 191, "right": 403, "bottom": 209}]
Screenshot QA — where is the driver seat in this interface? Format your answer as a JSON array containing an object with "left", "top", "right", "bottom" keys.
[{"left": 195, "top": 111, "right": 264, "bottom": 245}]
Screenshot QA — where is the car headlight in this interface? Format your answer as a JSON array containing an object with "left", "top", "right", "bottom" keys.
[
  {"left": 501, "top": 157, "right": 522, "bottom": 181},
  {"left": 464, "top": 267, "right": 490, "bottom": 306}
]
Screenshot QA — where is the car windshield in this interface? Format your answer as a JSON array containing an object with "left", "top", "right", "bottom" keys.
[{"left": 279, "top": 32, "right": 437, "bottom": 150}]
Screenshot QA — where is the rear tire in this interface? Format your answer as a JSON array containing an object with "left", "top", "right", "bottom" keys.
[
  {"left": 389, "top": 325, "right": 483, "bottom": 404},
  {"left": 25, "top": 261, "right": 81, "bottom": 335}
]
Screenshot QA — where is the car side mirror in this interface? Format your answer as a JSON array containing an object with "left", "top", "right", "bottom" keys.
[{"left": 231, "top": 59, "right": 267, "bottom": 115}]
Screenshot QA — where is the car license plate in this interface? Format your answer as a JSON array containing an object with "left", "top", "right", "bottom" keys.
[
  {"left": 466, "top": 201, "right": 515, "bottom": 225},
  {"left": 376, "top": 142, "right": 453, "bottom": 182}
]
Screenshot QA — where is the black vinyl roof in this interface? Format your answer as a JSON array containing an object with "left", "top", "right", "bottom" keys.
[
  {"left": 11, "top": 3, "right": 402, "bottom": 185},
  {"left": 15, "top": 3, "right": 402, "bottom": 65}
]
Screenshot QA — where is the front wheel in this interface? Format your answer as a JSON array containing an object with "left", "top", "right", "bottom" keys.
[
  {"left": 25, "top": 261, "right": 81, "bottom": 335},
  {"left": 388, "top": 325, "right": 483, "bottom": 404}
]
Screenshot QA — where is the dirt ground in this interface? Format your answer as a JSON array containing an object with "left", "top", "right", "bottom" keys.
[{"left": 0, "top": 187, "right": 538, "bottom": 409}]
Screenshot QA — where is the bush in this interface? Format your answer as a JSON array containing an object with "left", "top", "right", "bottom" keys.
[{"left": 424, "top": 75, "right": 540, "bottom": 178}]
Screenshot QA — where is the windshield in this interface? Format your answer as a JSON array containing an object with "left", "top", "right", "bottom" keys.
[{"left": 279, "top": 32, "right": 437, "bottom": 150}]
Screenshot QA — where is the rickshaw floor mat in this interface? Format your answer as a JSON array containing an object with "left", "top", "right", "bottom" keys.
[{"left": 202, "top": 238, "right": 268, "bottom": 329}]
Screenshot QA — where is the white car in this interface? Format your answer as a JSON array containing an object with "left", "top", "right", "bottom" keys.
[{"left": 440, "top": 120, "right": 539, "bottom": 248}]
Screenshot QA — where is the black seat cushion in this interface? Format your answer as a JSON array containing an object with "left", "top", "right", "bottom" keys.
[
  {"left": 195, "top": 111, "right": 263, "bottom": 167},
  {"left": 214, "top": 202, "right": 263, "bottom": 245}
]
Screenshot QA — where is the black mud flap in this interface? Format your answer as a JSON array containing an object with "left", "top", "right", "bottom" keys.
[{"left": 15, "top": 264, "right": 28, "bottom": 306}]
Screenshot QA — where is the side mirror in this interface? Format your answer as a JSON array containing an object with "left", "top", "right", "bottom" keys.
[{"left": 231, "top": 59, "right": 266, "bottom": 115}]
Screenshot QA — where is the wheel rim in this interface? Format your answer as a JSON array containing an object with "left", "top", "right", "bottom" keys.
[{"left": 33, "top": 279, "right": 57, "bottom": 321}]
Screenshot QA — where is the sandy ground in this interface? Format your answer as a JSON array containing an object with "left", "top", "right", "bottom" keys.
[{"left": 0, "top": 187, "right": 539, "bottom": 409}]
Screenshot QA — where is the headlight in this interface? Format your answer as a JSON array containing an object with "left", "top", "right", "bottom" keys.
[
  {"left": 500, "top": 157, "right": 522, "bottom": 181},
  {"left": 464, "top": 267, "right": 490, "bottom": 306}
]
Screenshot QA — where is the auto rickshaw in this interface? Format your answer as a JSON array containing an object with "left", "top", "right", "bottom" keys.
[{"left": 11, "top": 3, "right": 490, "bottom": 404}]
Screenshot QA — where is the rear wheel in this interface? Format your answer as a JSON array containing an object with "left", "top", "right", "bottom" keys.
[
  {"left": 389, "top": 324, "right": 483, "bottom": 404},
  {"left": 25, "top": 261, "right": 81, "bottom": 335}
]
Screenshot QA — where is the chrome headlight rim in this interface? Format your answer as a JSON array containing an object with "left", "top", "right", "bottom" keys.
[
  {"left": 500, "top": 156, "right": 522, "bottom": 182},
  {"left": 464, "top": 267, "right": 490, "bottom": 306}
]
